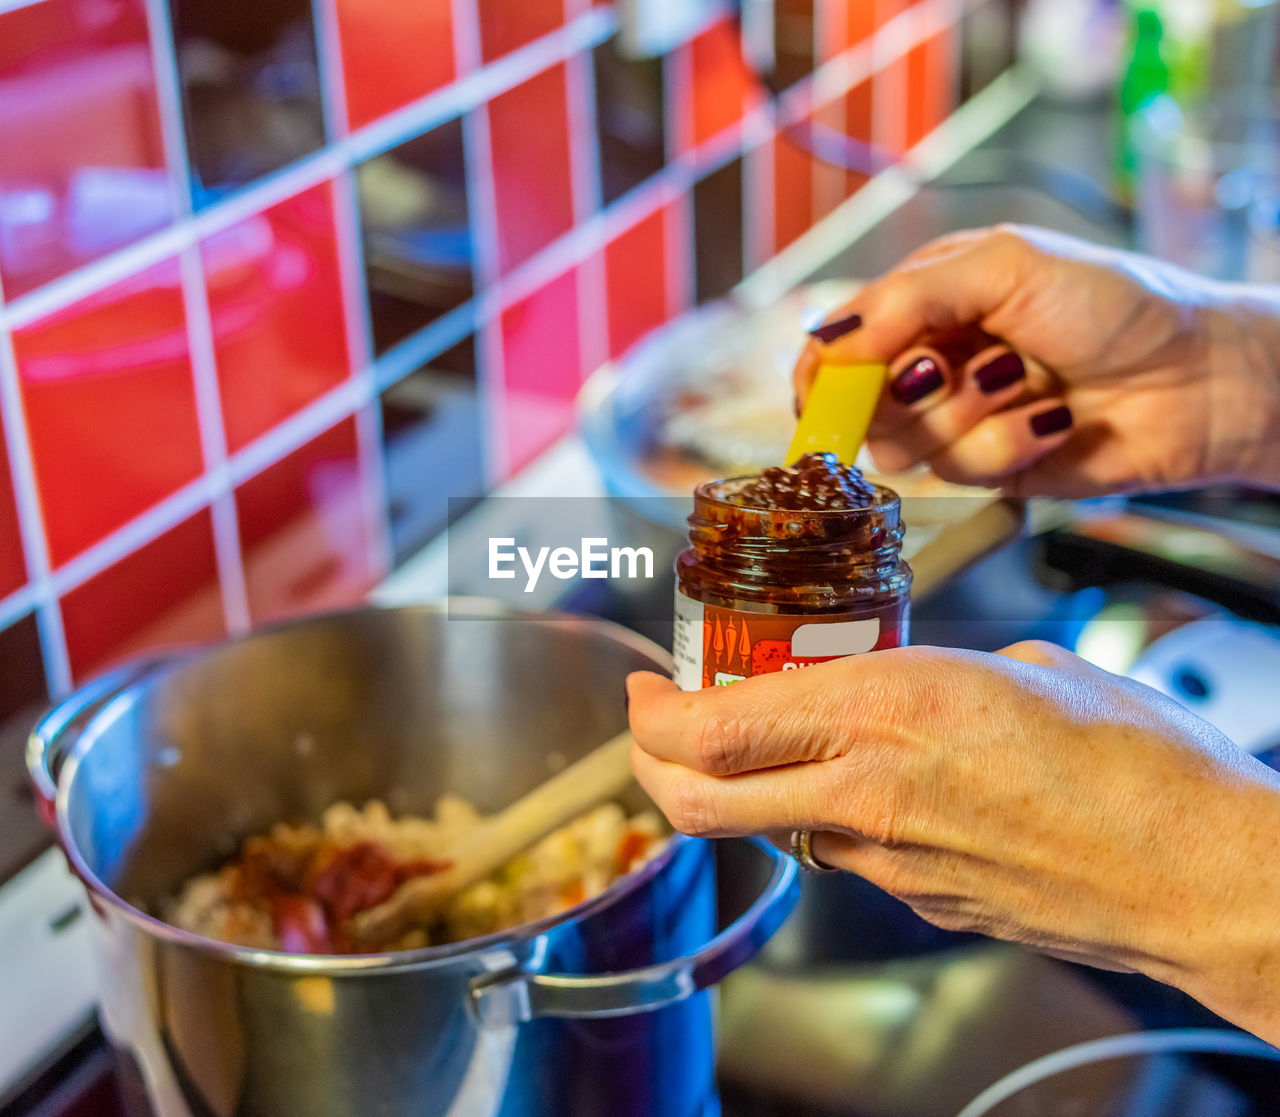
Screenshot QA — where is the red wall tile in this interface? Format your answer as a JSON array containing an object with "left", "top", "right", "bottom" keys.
[
  {"left": 811, "top": 96, "right": 850, "bottom": 221},
  {"left": 60, "top": 508, "right": 224, "bottom": 680},
  {"left": 478, "top": 0, "right": 565, "bottom": 63},
  {"left": 336, "top": 0, "right": 456, "bottom": 130},
  {"left": 844, "top": 78, "right": 873, "bottom": 194},
  {"left": 235, "top": 419, "right": 374, "bottom": 624},
  {"left": 906, "top": 30, "right": 955, "bottom": 148},
  {"left": 876, "top": 52, "right": 909, "bottom": 156},
  {"left": 604, "top": 206, "right": 668, "bottom": 358},
  {"left": 774, "top": 128, "right": 814, "bottom": 252},
  {"left": 202, "top": 182, "right": 352, "bottom": 453},
  {"left": 0, "top": 0, "right": 174, "bottom": 299},
  {"left": 499, "top": 268, "right": 581, "bottom": 475},
  {"left": 824, "top": 0, "right": 884, "bottom": 55},
  {"left": 0, "top": 416, "right": 27, "bottom": 598},
  {"left": 687, "top": 20, "right": 761, "bottom": 151},
  {"left": 12, "top": 259, "right": 205, "bottom": 567},
  {"left": 488, "top": 64, "right": 576, "bottom": 275}
]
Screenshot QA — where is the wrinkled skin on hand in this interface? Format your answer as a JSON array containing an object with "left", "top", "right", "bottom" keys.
[
  {"left": 628, "top": 642, "right": 1280, "bottom": 1045},
  {"left": 796, "top": 225, "right": 1280, "bottom": 495}
]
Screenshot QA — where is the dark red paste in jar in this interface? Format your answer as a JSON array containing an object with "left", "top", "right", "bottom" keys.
[
  {"left": 726, "top": 452, "right": 878, "bottom": 511},
  {"left": 672, "top": 455, "right": 911, "bottom": 690}
]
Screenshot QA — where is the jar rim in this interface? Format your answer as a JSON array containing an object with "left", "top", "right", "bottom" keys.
[{"left": 693, "top": 475, "right": 900, "bottom": 516}]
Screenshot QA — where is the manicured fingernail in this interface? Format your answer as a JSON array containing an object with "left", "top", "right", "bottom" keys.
[
  {"left": 975, "top": 352, "right": 1025, "bottom": 394},
  {"left": 890, "top": 357, "right": 943, "bottom": 405},
  {"left": 808, "top": 312, "right": 862, "bottom": 344},
  {"left": 1030, "top": 404, "right": 1073, "bottom": 437}
]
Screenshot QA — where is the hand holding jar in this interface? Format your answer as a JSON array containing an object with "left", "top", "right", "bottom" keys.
[{"left": 629, "top": 642, "right": 1280, "bottom": 1047}]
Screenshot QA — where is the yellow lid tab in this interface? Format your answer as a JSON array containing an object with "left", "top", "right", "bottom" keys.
[{"left": 787, "top": 362, "right": 888, "bottom": 465}]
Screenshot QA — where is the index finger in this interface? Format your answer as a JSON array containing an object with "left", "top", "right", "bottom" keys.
[
  {"left": 794, "top": 227, "right": 1034, "bottom": 405},
  {"left": 626, "top": 651, "right": 907, "bottom": 776}
]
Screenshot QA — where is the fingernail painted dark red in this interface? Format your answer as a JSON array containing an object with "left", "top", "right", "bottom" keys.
[
  {"left": 1031, "top": 405, "right": 1073, "bottom": 437},
  {"left": 808, "top": 312, "right": 862, "bottom": 344},
  {"left": 890, "top": 357, "right": 944, "bottom": 405},
  {"left": 975, "top": 352, "right": 1025, "bottom": 394}
]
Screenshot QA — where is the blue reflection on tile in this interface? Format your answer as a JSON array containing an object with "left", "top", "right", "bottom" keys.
[
  {"left": 380, "top": 336, "right": 486, "bottom": 563},
  {"left": 357, "top": 117, "right": 474, "bottom": 355},
  {"left": 170, "top": 0, "right": 328, "bottom": 206}
]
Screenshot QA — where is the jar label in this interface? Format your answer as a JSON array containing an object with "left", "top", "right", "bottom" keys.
[{"left": 673, "top": 589, "right": 908, "bottom": 690}]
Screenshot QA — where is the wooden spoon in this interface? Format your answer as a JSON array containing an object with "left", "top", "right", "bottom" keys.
[{"left": 349, "top": 728, "right": 637, "bottom": 945}]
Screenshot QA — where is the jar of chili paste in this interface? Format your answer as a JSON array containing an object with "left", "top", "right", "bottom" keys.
[{"left": 673, "top": 453, "right": 911, "bottom": 690}]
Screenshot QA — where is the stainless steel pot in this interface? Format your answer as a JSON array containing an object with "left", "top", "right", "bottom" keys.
[{"left": 28, "top": 603, "right": 798, "bottom": 1117}]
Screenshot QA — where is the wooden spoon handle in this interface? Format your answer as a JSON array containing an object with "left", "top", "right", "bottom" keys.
[
  {"left": 351, "top": 729, "right": 636, "bottom": 944},
  {"left": 909, "top": 497, "right": 1025, "bottom": 599}
]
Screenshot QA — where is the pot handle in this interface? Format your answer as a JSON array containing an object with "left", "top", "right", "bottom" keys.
[
  {"left": 27, "top": 656, "right": 172, "bottom": 818},
  {"left": 470, "top": 836, "right": 799, "bottom": 1025}
]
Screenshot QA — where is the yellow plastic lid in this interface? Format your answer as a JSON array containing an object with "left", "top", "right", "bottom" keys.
[{"left": 786, "top": 362, "right": 888, "bottom": 464}]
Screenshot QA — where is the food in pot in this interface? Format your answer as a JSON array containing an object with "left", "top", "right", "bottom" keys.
[{"left": 162, "top": 797, "right": 665, "bottom": 954}]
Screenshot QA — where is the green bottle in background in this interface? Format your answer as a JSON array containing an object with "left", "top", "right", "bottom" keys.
[{"left": 1116, "top": 4, "right": 1173, "bottom": 198}]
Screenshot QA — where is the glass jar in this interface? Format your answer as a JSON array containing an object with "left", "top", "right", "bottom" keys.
[{"left": 672, "top": 476, "right": 911, "bottom": 690}]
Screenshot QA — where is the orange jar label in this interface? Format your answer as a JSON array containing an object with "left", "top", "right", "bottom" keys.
[{"left": 673, "top": 590, "right": 908, "bottom": 690}]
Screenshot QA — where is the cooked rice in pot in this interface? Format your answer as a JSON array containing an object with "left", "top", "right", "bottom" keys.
[{"left": 162, "top": 798, "right": 666, "bottom": 955}]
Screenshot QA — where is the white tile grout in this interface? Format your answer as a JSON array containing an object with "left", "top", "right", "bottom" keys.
[
  {"left": 666, "top": 36, "right": 697, "bottom": 306},
  {"left": 476, "top": 314, "right": 509, "bottom": 485},
  {"left": 463, "top": 109, "right": 502, "bottom": 293},
  {"left": 744, "top": 110, "right": 774, "bottom": 273},
  {"left": 450, "top": 0, "right": 483, "bottom": 75},
  {"left": 352, "top": 398, "right": 394, "bottom": 582},
  {"left": 457, "top": 0, "right": 506, "bottom": 487},
  {"left": 139, "top": 0, "right": 195, "bottom": 218},
  {"left": 177, "top": 246, "right": 252, "bottom": 634},
  {"left": 31, "top": 601, "right": 70, "bottom": 695},
  {"left": 569, "top": 41, "right": 609, "bottom": 377},
  {"left": 313, "top": 0, "right": 393, "bottom": 582},
  {"left": 567, "top": 42, "right": 604, "bottom": 226},
  {"left": 0, "top": 583, "right": 36, "bottom": 634},
  {"left": 0, "top": 0, "right": 53, "bottom": 15},
  {"left": 310, "top": 0, "right": 352, "bottom": 139},
  {"left": 330, "top": 170, "right": 377, "bottom": 380},
  {"left": 147, "top": 0, "right": 251, "bottom": 637},
  {"left": 0, "top": 265, "right": 70, "bottom": 693}
]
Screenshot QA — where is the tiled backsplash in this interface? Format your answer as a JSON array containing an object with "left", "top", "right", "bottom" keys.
[{"left": 0, "top": 0, "right": 1017, "bottom": 728}]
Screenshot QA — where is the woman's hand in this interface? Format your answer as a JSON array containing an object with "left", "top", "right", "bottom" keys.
[
  {"left": 796, "top": 225, "right": 1280, "bottom": 495},
  {"left": 627, "top": 643, "right": 1280, "bottom": 1044}
]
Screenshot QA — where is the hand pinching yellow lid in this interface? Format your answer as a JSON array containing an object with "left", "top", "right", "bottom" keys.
[{"left": 787, "top": 362, "right": 888, "bottom": 465}]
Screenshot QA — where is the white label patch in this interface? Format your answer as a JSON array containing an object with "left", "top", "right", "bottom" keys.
[
  {"left": 672, "top": 590, "right": 704, "bottom": 692},
  {"left": 790, "top": 618, "right": 881, "bottom": 658}
]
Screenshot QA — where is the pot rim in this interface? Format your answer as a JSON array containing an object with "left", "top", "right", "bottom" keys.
[{"left": 52, "top": 600, "right": 683, "bottom": 975}]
